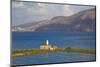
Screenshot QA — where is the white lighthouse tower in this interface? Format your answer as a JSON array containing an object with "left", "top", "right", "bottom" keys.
[
  {"left": 46, "top": 40, "right": 49, "bottom": 45},
  {"left": 40, "top": 40, "right": 57, "bottom": 50}
]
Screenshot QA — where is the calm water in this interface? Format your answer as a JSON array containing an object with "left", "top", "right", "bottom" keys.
[{"left": 12, "top": 32, "right": 96, "bottom": 65}]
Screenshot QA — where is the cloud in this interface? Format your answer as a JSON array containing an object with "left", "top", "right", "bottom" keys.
[
  {"left": 36, "top": 3, "right": 47, "bottom": 15},
  {"left": 37, "top": 3, "right": 45, "bottom": 7},
  {"left": 27, "top": 3, "right": 47, "bottom": 15},
  {"left": 12, "top": 1, "right": 75, "bottom": 25},
  {"left": 27, "top": 8, "right": 46, "bottom": 15},
  {"left": 36, "top": 8, "right": 46, "bottom": 15},
  {"left": 12, "top": 1, "right": 25, "bottom": 8},
  {"left": 63, "top": 5, "right": 74, "bottom": 16}
]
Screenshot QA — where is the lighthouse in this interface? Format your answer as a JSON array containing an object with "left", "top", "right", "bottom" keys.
[
  {"left": 40, "top": 40, "right": 57, "bottom": 50},
  {"left": 46, "top": 40, "right": 49, "bottom": 45}
]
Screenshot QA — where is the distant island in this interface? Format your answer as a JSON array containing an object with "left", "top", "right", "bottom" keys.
[{"left": 12, "top": 40, "right": 96, "bottom": 57}]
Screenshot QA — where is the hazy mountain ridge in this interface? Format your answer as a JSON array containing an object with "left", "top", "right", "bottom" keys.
[{"left": 12, "top": 8, "right": 96, "bottom": 32}]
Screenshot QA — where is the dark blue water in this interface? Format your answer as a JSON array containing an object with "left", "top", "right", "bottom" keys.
[
  {"left": 12, "top": 32, "right": 96, "bottom": 65},
  {"left": 12, "top": 32, "right": 96, "bottom": 50}
]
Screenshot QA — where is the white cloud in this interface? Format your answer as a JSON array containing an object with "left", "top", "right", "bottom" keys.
[
  {"left": 63, "top": 5, "right": 74, "bottom": 16},
  {"left": 12, "top": 1, "right": 25, "bottom": 8},
  {"left": 27, "top": 8, "right": 46, "bottom": 15},
  {"left": 36, "top": 8, "right": 46, "bottom": 15},
  {"left": 36, "top": 3, "right": 47, "bottom": 14},
  {"left": 27, "top": 3, "right": 47, "bottom": 15},
  {"left": 37, "top": 3, "right": 45, "bottom": 7}
]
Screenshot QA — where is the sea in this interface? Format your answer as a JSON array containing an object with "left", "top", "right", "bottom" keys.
[{"left": 11, "top": 32, "right": 96, "bottom": 65}]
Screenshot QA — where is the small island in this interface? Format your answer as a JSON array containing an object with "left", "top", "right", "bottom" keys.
[{"left": 12, "top": 40, "right": 96, "bottom": 57}]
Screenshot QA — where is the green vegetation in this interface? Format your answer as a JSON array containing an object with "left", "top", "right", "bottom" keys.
[
  {"left": 12, "top": 48, "right": 96, "bottom": 57},
  {"left": 63, "top": 48, "right": 96, "bottom": 54}
]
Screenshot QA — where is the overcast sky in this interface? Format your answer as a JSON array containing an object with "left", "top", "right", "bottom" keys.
[{"left": 12, "top": 1, "right": 95, "bottom": 26}]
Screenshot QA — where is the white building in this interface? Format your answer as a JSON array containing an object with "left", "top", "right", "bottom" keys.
[{"left": 40, "top": 40, "right": 57, "bottom": 50}]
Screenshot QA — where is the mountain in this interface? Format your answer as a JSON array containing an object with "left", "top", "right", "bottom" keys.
[{"left": 12, "top": 8, "right": 96, "bottom": 32}]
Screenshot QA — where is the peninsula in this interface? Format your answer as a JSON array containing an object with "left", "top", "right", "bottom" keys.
[{"left": 12, "top": 40, "right": 96, "bottom": 57}]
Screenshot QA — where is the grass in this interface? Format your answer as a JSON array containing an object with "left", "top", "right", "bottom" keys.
[
  {"left": 12, "top": 48, "right": 96, "bottom": 57},
  {"left": 63, "top": 48, "right": 96, "bottom": 54}
]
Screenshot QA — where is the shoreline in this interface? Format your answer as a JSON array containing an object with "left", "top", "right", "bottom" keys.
[{"left": 12, "top": 48, "right": 96, "bottom": 57}]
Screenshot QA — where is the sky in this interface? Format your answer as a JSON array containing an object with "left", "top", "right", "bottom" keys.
[{"left": 12, "top": 1, "right": 95, "bottom": 26}]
